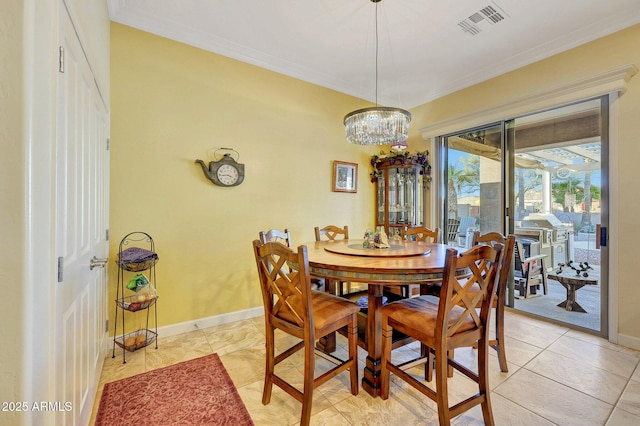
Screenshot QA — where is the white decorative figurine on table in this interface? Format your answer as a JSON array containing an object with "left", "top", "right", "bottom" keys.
[{"left": 373, "top": 227, "right": 390, "bottom": 249}]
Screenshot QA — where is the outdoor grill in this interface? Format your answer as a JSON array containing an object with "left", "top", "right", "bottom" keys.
[{"left": 515, "top": 213, "right": 573, "bottom": 270}]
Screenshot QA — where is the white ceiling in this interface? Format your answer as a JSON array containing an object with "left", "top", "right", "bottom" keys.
[{"left": 108, "top": 0, "right": 640, "bottom": 109}]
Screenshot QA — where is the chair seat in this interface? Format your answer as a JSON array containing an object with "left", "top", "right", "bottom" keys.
[
  {"left": 273, "top": 278, "right": 360, "bottom": 332},
  {"left": 380, "top": 295, "right": 476, "bottom": 343},
  {"left": 309, "top": 290, "right": 361, "bottom": 331}
]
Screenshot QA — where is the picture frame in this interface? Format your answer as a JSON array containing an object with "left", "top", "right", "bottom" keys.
[{"left": 332, "top": 161, "right": 358, "bottom": 193}]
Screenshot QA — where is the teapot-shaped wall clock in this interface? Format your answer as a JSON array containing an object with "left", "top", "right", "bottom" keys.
[{"left": 195, "top": 148, "right": 245, "bottom": 187}]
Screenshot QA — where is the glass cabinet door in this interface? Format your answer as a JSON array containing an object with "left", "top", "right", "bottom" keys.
[
  {"left": 376, "top": 166, "right": 424, "bottom": 236},
  {"left": 377, "top": 172, "right": 385, "bottom": 224}
]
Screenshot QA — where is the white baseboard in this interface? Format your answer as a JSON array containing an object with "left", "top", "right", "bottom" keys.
[
  {"left": 616, "top": 333, "right": 640, "bottom": 351},
  {"left": 157, "top": 307, "right": 265, "bottom": 338},
  {"left": 104, "top": 307, "right": 264, "bottom": 358}
]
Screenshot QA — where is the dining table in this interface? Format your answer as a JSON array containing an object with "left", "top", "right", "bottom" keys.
[{"left": 297, "top": 238, "right": 460, "bottom": 397}]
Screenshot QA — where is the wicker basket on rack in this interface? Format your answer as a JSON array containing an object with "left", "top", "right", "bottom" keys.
[
  {"left": 116, "top": 291, "right": 159, "bottom": 312},
  {"left": 116, "top": 247, "right": 159, "bottom": 272},
  {"left": 115, "top": 329, "right": 158, "bottom": 352}
]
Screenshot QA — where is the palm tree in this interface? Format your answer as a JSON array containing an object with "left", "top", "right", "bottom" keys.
[
  {"left": 447, "top": 156, "right": 478, "bottom": 218},
  {"left": 551, "top": 175, "right": 600, "bottom": 213}
]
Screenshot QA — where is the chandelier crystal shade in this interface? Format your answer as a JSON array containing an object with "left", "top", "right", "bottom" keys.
[
  {"left": 344, "top": 0, "right": 411, "bottom": 146},
  {"left": 344, "top": 107, "right": 411, "bottom": 146}
]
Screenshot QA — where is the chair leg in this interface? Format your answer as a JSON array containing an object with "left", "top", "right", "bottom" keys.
[
  {"left": 434, "top": 346, "right": 452, "bottom": 426},
  {"left": 494, "top": 302, "right": 508, "bottom": 373},
  {"left": 348, "top": 315, "right": 359, "bottom": 395},
  {"left": 300, "top": 341, "right": 315, "bottom": 426},
  {"left": 380, "top": 318, "right": 393, "bottom": 400},
  {"left": 421, "top": 343, "right": 433, "bottom": 382},
  {"left": 262, "top": 325, "right": 275, "bottom": 405},
  {"left": 477, "top": 337, "right": 495, "bottom": 426}
]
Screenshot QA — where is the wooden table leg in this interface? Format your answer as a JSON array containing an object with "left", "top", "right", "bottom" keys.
[
  {"left": 557, "top": 282, "right": 588, "bottom": 313},
  {"left": 362, "top": 285, "right": 384, "bottom": 396}
]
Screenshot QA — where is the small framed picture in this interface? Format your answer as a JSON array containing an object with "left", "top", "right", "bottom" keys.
[{"left": 332, "top": 161, "right": 358, "bottom": 193}]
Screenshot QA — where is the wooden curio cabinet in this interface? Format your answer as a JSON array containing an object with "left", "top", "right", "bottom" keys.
[{"left": 373, "top": 153, "right": 429, "bottom": 238}]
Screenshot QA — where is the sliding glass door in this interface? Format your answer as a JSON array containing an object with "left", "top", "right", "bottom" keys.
[
  {"left": 440, "top": 97, "right": 608, "bottom": 335},
  {"left": 442, "top": 123, "right": 505, "bottom": 247},
  {"left": 508, "top": 98, "right": 607, "bottom": 334}
]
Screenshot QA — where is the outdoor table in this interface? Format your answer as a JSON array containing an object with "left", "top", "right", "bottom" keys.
[{"left": 547, "top": 270, "right": 598, "bottom": 313}]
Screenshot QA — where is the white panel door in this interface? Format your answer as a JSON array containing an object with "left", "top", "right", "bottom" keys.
[{"left": 55, "top": 4, "right": 109, "bottom": 425}]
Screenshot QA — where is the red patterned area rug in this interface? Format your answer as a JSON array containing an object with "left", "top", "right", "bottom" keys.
[{"left": 95, "top": 353, "right": 253, "bottom": 425}]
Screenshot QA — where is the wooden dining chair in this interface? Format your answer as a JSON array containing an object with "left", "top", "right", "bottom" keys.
[
  {"left": 395, "top": 226, "right": 440, "bottom": 298},
  {"left": 259, "top": 228, "right": 292, "bottom": 247},
  {"left": 314, "top": 225, "right": 353, "bottom": 296},
  {"left": 259, "top": 228, "right": 324, "bottom": 290},
  {"left": 380, "top": 243, "right": 503, "bottom": 426},
  {"left": 314, "top": 225, "right": 349, "bottom": 242},
  {"left": 472, "top": 231, "right": 516, "bottom": 373},
  {"left": 404, "top": 226, "right": 439, "bottom": 243},
  {"left": 252, "top": 239, "right": 360, "bottom": 426},
  {"left": 426, "top": 231, "right": 515, "bottom": 375}
]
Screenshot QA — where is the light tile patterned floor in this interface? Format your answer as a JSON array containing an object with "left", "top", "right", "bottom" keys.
[{"left": 91, "top": 310, "right": 640, "bottom": 425}]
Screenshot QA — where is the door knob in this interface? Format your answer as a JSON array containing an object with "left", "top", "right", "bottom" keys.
[{"left": 89, "top": 256, "right": 109, "bottom": 270}]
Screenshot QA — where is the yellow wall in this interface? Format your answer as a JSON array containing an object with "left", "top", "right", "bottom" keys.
[
  {"left": 411, "top": 24, "right": 640, "bottom": 343},
  {"left": 112, "top": 21, "right": 640, "bottom": 344},
  {"left": 110, "top": 23, "right": 382, "bottom": 327}
]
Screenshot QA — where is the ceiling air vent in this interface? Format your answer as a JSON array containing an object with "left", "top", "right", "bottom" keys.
[
  {"left": 458, "top": 2, "right": 508, "bottom": 36},
  {"left": 480, "top": 5, "right": 505, "bottom": 24}
]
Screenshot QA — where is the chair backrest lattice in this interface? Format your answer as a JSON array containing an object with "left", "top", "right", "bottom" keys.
[
  {"left": 315, "top": 225, "right": 349, "bottom": 241},
  {"left": 472, "top": 232, "right": 515, "bottom": 298},
  {"left": 472, "top": 231, "right": 505, "bottom": 247},
  {"left": 253, "top": 240, "right": 313, "bottom": 333},
  {"left": 259, "top": 228, "right": 292, "bottom": 247},
  {"left": 439, "top": 244, "right": 502, "bottom": 341},
  {"left": 259, "top": 228, "right": 293, "bottom": 272},
  {"left": 404, "top": 226, "right": 438, "bottom": 242}
]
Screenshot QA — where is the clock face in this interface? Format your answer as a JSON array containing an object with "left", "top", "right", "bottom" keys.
[{"left": 216, "top": 164, "right": 239, "bottom": 186}]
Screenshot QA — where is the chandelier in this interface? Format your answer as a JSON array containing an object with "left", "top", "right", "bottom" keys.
[{"left": 344, "top": 0, "right": 411, "bottom": 146}]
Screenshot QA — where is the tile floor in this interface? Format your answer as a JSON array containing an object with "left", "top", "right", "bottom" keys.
[{"left": 91, "top": 310, "right": 640, "bottom": 425}]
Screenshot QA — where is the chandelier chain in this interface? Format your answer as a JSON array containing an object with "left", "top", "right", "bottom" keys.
[{"left": 375, "top": 1, "right": 378, "bottom": 107}]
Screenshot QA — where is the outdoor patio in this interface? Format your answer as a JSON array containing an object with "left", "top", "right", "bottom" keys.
[{"left": 513, "top": 233, "right": 601, "bottom": 332}]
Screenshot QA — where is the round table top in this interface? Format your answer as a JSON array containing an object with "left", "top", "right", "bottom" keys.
[
  {"left": 323, "top": 239, "right": 432, "bottom": 257},
  {"left": 299, "top": 239, "right": 460, "bottom": 285}
]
